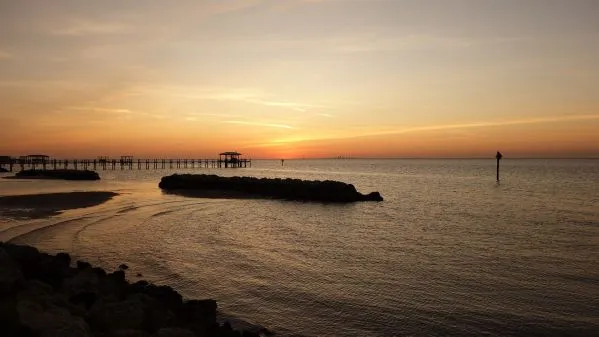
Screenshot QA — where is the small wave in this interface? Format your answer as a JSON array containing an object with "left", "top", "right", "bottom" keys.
[
  {"left": 152, "top": 209, "right": 180, "bottom": 217},
  {"left": 7, "top": 217, "right": 85, "bottom": 243}
]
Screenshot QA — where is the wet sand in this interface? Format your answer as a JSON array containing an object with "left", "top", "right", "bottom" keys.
[{"left": 0, "top": 191, "right": 118, "bottom": 219}]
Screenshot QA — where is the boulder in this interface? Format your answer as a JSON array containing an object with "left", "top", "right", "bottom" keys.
[
  {"left": 62, "top": 269, "right": 100, "bottom": 297},
  {"left": 0, "top": 297, "right": 38, "bottom": 337},
  {"left": 111, "top": 330, "right": 148, "bottom": 337},
  {"left": 69, "top": 292, "right": 98, "bottom": 310},
  {"left": 17, "top": 299, "right": 92, "bottom": 337},
  {"left": 88, "top": 298, "right": 146, "bottom": 332},
  {"left": 76, "top": 261, "right": 91, "bottom": 270},
  {"left": 98, "top": 270, "right": 128, "bottom": 300},
  {"left": 34, "top": 253, "right": 71, "bottom": 290},
  {"left": 127, "top": 293, "right": 175, "bottom": 333},
  {"left": 181, "top": 299, "right": 217, "bottom": 325},
  {"left": 127, "top": 282, "right": 183, "bottom": 314},
  {"left": 0, "top": 247, "right": 24, "bottom": 297},
  {"left": 16, "top": 280, "right": 54, "bottom": 302},
  {"left": 54, "top": 253, "right": 71, "bottom": 268},
  {"left": 1, "top": 244, "right": 41, "bottom": 279},
  {"left": 151, "top": 328, "right": 195, "bottom": 337}
]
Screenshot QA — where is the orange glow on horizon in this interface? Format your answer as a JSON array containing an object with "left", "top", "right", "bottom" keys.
[{"left": 1, "top": 1, "right": 599, "bottom": 159}]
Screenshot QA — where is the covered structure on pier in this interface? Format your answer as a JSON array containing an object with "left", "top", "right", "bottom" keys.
[{"left": 219, "top": 151, "right": 246, "bottom": 168}]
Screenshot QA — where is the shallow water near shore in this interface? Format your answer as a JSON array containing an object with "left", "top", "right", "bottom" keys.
[{"left": 1, "top": 159, "right": 598, "bottom": 336}]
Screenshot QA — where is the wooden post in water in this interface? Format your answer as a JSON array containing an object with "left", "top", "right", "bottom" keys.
[{"left": 496, "top": 151, "right": 503, "bottom": 182}]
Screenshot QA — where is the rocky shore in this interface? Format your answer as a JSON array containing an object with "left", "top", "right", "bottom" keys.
[
  {"left": 0, "top": 242, "right": 265, "bottom": 337},
  {"left": 6, "top": 169, "right": 100, "bottom": 181},
  {"left": 159, "top": 174, "right": 383, "bottom": 202}
]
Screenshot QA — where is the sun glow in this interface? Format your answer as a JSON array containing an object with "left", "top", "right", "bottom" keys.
[{"left": 1, "top": 1, "right": 598, "bottom": 158}]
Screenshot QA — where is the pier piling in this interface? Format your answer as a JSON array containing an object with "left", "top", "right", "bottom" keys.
[{"left": 496, "top": 151, "right": 503, "bottom": 182}]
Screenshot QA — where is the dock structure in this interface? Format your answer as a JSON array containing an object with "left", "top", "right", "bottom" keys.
[
  {"left": 219, "top": 151, "right": 246, "bottom": 168},
  {"left": 0, "top": 152, "right": 251, "bottom": 172}
]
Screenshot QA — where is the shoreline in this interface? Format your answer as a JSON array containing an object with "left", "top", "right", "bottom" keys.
[
  {"left": 0, "top": 241, "right": 267, "bottom": 337},
  {"left": 0, "top": 191, "right": 118, "bottom": 220},
  {"left": 3, "top": 169, "right": 100, "bottom": 181}
]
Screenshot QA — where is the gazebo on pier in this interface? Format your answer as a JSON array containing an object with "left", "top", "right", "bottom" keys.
[{"left": 219, "top": 151, "right": 248, "bottom": 168}]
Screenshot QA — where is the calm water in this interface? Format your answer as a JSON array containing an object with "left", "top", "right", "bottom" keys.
[{"left": 1, "top": 159, "right": 598, "bottom": 336}]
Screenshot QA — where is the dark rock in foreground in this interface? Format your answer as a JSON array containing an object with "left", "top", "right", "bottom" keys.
[
  {"left": 11, "top": 169, "right": 100, "bottom": 181},
  {"left": 159, "top": 174, "right": 383, "bottom": 202},
  {"left": 0, "top": 242, "right": 262, "bottom": 337}
]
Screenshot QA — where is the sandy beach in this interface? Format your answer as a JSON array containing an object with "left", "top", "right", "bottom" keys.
[{"left": 0, "top": 191, "right": 118, "bottom": 220}]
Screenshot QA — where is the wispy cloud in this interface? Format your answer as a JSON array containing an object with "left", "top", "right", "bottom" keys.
[
  {"left": 259, "top": 114, "right": 599, "bottom": 146},
  {"left": 66, "top": 106, "right": 132, "bottom": 114},
  {"left": 328, "top": 34, "right": 493, "bottom": 54},
  {"left": 138, "top": 85, "right": 263, "bottom": 102},
  {"left": 62, "top": 106, "right": 165, "bottom": 120},
  {"left": 371, "top": 114, "right": 599, "bottom": 136},
  {"left": 188, "top": 112, "right": 244, "bottom": 119},
  {"left": 226, "top": 120, "right": 295, "bottom": 129},
  {"left": 244, "top": 99, "right": 323, "bottom": 112},
  {"left": 51, "top": 19, "right": 132, "bottom": 36},
  {"left": 138, "top": 85, "right": 322, "bottom": 112},
  {"left": 203, "top": 0, "right": 266, "bottom": 15}
]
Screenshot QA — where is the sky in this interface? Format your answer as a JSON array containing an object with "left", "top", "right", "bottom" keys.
[{"left": 1, "top": 0, "right": 598, "bottom": 159}]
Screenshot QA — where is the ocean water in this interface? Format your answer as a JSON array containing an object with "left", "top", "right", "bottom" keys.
[{"left": 1, "top": 159, "right": 598, "bottom": 336}]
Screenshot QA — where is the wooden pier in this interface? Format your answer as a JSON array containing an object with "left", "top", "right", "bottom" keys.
[{"left": 0, "top": 154, "right": 251, "bottom": 172}]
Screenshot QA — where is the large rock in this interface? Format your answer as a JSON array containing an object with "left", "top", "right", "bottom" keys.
[
  {"left": 151, "top": 328, "right": 196, "bottom": 337},
  {"left": 0, "top": 248, "right": 24, "bottom": 296},
  {"left": 35, "top": 253, "right": 72, "bottom": 290},
  {"left": 111, "top": 330, "right": 147, "bottom": 337},
  {"left": 0, "top": 298, "right": 38, "bottom": 337},
  {"left": 127, "top": 282, "right": 183, "bottom": 314},
  {"left": 89, "top": 298, "right": 146, "bottom": 332},
  {"left": 63, "top": 269, "right": 100, "bottom": 297},
  {"left": 16, "top": 280, "right": 54, "bottom": 302},
  {"left": 181, "top": 299, "right": 217, "bottom": 325},
  {"left": 17, "top": 299, "right": 91, "bottom": 337},
  {"left": 127, "top": 293, "right": 175, "bottom": 333},
  {"left": 98, "top": 270, "right": 128, "bottom": 301},
  {"left": 159, "top": 174, "right": 384, "bottom": 203},
  {"left": 1, "top": 244, "right": 41, "bottom": 278}
]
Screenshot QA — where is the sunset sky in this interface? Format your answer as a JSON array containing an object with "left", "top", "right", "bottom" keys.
[{"left": 1, "top": 0, "right": 598, "bottom": 158}]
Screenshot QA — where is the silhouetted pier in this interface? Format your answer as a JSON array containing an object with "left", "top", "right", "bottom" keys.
[{"left": 0, "top": 153, "right": 251, "bottom": 172}]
